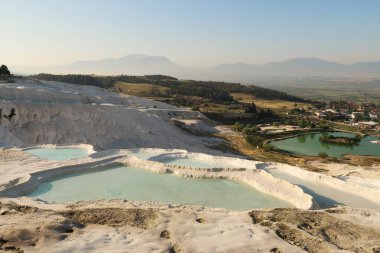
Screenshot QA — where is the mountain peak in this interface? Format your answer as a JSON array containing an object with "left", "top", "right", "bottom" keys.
[{"left": 270, "top": 58, "right": 342, "bottom": 66}]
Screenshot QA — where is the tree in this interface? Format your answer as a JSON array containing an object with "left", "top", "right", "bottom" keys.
[
  {"left": 244, "top": 102, "right": 257, "bottom": 113},
  {"left": 0, "top": 65, "right": 10, "bottom": 75}
]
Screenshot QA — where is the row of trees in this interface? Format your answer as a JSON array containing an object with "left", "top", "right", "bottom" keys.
[
  {"left": 244, "top": 102, "right": 257, "bottom": 113},
  {"left": 170, "top": 83, "right": 234, "bottom": 103},
  {"left": 31, "top": 74, "right": 178, "bottom": 88},
  {"left": 30, "top": 74, "right": 115, "bottom": 88},
  {"left": 241, "top": 85, "right": 307, "bottom": 102}
]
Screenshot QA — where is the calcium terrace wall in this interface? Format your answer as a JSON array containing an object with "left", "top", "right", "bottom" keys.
[
  {"left": 0, "top": 156, "right": 124, "bottom": 198},
  {"left": 121, "top": 155, "right": 314, "bottom": 209},
  {"left": 0, "top": 147, "right": 314, "bottom": 210},
  {"left": 265, "top": 162, "right": 380, "bottom": 206}
]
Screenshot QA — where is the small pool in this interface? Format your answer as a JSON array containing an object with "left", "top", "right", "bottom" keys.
[
  {"left": 26, "top": 147, "right": 89, "bottom": 161},
  {"left": 130, "top": 150, "right": 174, "bottom": 160},
  {"left": 28, "top": 166, "right": 293, "bottom": 210},
  {"left": 270, "top": 132, "right": 380, "bottom": 158},
  {"left": 156, "top": 157, "right": 239, "bottom": 169},
  {"left": 130, "top": 150, "right": 241, "bottom": 168}
]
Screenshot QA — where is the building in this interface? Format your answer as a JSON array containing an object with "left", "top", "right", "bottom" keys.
[
  {"left": 315, "top": 111, "right": 326, "bottom": 119},
  {"left": 316, "top": 109, "right": 347, "bottom": 120},
  {"left": 369, "top": 113, "right": 378, "bottom": 120},
  {"left": 357, "top": 121, "right": 378, "bottom": 130},
  {"left": 351, "top": 112, "right": 365, "bottom": 120}
]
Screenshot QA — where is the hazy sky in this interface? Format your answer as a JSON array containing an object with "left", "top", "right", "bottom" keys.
[{"left": 1, "top": 0, "right": 380, "bottom": 67}]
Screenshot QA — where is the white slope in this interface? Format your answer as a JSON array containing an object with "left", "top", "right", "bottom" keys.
[{"left": 0, "top": 78, "right": 218, "bottom": 151}]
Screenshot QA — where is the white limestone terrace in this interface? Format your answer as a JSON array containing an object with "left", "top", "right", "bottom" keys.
[
  {"left": 2, "top": 146, "right": 380, "bottom": 211},
  {"left": 0, "top": 146, "right": 123, "bottom": 194},
  {"left": 0, "top": 78, "right": 219, "bottom": 151},
  {"left": 121, "top": 156, "right": 314, "bottom": 209},
  {"left": 127, "top": 148, "right": 259, "bottom": 169},
  {"left": 0, "top": 146, "right": 313, "bottom": 209},
  {"left": 1, "top": 78, "right": 380, "bottom": 211},
  {"left": 259, "top": 162, "right": 380, "bottom": 209},
  {"left": 125, "top": 148, "right": 380, "bottom": 209}
]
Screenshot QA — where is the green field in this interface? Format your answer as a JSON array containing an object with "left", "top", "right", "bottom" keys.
[
  {"left": 231, "top": 92, "right": 311, "bottom": 111},
  {"left": 274, "top": 86, "right": 380, "bottom": 102},
  {"left": 253, "top": 77, "right": 380, "bottom": 102},
  {"left": 114, "top": 81, "right": 170, "bottom": 97}
]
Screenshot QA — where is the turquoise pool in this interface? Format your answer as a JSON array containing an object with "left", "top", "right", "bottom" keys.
[
  {"left": 270, "top": 132, "right": 380, "bottom": 158},
  {"left": 28, "top": 166, "right": 293, "bottom": 210},
  {"left": 26, "top": 147, "right": 89, "bottom": 161}
]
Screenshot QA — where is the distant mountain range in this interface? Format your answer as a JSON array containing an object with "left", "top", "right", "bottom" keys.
[{"left": 14, "top": 54, "right": 380, "bottom": 79}]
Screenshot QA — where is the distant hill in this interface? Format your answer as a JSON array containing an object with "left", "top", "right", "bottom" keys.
[
  {"left": 17, "top": 54, "right": 183, "bottom": 76},
  {"left": 208, "top": 58, "right": 380, "bottom": 77},
  {"left": 14, "top": 55, "right": 380, "bottom": 78}
]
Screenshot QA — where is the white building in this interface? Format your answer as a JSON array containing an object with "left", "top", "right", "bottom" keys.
[
  {"left": 351, "top": 112, "right": 364, "bottom": 119},
  {"left": 369, "top": 113, "right": 378, "bottom": 120}
]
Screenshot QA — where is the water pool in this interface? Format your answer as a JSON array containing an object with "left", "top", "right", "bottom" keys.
[
  {"left": 129, "top": 150, "right": 166, "bottom": 160},
  {"left": 28, "top": 166, "right": 293, "bottom": 210},
  {"left": 156, "top": 157, "right": 239, "bottom": 168},
  {"left": 26, "top": 147, "right": 89, "bottom": 161},
  {"left": 270, "top": 132, "right": 380, "bottom": 158},
  {"left": 130, "top": 150, "right": 240, "bottom": 168},
  {"left": 267, "top": 169, "right": 380, "bottom": 209}
]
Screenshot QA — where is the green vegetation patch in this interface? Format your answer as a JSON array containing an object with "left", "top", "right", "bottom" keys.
[
  {"left": 114, "top": 81, "right": 170, "bottom": 97},
  {"left": 319, "top": 134, "right": 361, "bottom": 147}
]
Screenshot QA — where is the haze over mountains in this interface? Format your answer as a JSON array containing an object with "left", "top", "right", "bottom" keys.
[{"left": 14, "top": 54, "right": 380, "bottom": 80}]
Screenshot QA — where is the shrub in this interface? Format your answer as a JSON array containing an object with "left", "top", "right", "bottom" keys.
[
  {"left": 233, "top": 122, "right": 244, "bottom": 132},
  {"left": 297, "top": 119, "right": 309, "bottom": 128},
  {"left": 318, "top": 124, "right": 330, "bottom": 131},
  {"left": 318, "top": 152, "right": 328, "bottom": 158},
  {"left": 354, "top": 133, "right": 362, "bottom": 141},
  {"left": 245, "top": 135, "right": 264, "bottom": 148},
  {"left": 191, "top": 105, "right": 200, "bottom": 111},
  {"left": 262, "top": 144, "right": 275, "bottom": 151},
  {"left": 242, "top": 126, "right": 260, "bottom": 135}
]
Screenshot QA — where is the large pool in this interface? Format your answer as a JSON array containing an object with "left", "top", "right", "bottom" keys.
[
  {"left": 26, "top": 147, "right": 89, "bottom": 161},
  {"left": 270, "top": 132, "right": 380, "bottom": 158},
  {"left": 28, "top": 166, "right": 293, "bottom": 210}
]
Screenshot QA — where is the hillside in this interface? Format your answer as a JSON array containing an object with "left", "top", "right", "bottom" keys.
[
  {"left": 114, "top": 81, "right": 171, "bottom": 97},
  {"left": 0, "top": 78, "right": 220, "bottom": 151},
  {"left": 30, "top": 73, "right": 307, "bottom": 103}
]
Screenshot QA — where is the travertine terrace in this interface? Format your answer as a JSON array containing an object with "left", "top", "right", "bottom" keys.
[{"left": 1, "top": 79, "right": 380, "bottom": 252}]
